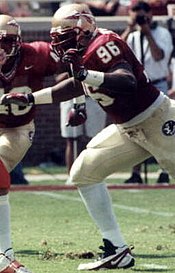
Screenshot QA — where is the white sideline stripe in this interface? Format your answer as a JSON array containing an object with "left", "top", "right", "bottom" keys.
[
  {"left": 112, "top": 204, "right": 175, "bottom": 217},
  {"left": 30, "top": 191, "right": 175, "bottom": 217},
  {"left": 141, "top": 263, "right": 168, "bottom": 269},
  {"left": 32, "top": 191, "right": 81, "bottom": 202}
]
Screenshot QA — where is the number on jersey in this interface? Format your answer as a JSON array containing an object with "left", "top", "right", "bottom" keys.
[{"left": 96, "top": 41, "right": 120, "bottom": 64}]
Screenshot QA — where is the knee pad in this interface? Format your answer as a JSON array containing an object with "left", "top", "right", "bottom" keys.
[
  {"left": 70, "top": 149, "right": 103, "bottom": 186},
  {"left": 0, "top": 160, "right": 10, "bottom": 193},
  {"left": 69, "top": 151, "right": 88, "bottom": 186}
]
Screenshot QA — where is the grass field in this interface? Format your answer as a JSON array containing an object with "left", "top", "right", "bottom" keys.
[{"left": 9, "top": 165, "right": 175, "bottom": 273}]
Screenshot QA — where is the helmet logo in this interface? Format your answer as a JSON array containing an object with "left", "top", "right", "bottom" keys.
[
  {"left": 0, "top": 30, "right": 6, "bottom": 38},
  {"left": 7, "top": 19, "right": 18, "bottom": 28},
  {"left": 7, "top": 19, "right": 21, "bottom": 35},
  {"left": 67, "top": 12, "right": 93, "bottom": 24}
]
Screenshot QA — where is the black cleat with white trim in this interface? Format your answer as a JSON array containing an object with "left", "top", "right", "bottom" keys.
[{"left": 78, "top": 239, "right": 135, "bottom": 270}]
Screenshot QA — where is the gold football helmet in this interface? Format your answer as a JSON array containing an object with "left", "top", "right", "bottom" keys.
[
  {"left": 0, "top": 14, "right": 21, "bottom": 57},
  {"left": 50, "top": 3, "right": 97, "bottom": 56}
]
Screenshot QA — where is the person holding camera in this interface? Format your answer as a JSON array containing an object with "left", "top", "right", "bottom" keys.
[{"left": 121, "top": 0, "right": 173, "bottom": 184}]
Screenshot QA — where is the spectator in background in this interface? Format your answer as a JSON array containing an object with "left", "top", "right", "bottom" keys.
[
  {"left": 56, "top": 70, "right": 107, "bottom": 177},
  {"left": 121, "top": 0, "right": 173, "bottom": 184},
  {"left": 60, "top": 97, "right": 106, "bottom": 178},
  {"left": 130, "top": 0, "right": 175, "bottom": 15},
  {"left": 10, "top": 162, "right": 28, "bottom": 185},
  {"left": 0, "top": 1, "right": 9, "bottom": 14},
  {"left": 0, "top": 0, "right": 57, "bottom": 17},
  {"left": 75, "top": 0, "right": 126, "bottom": 15},
  {"left": 147, "top": 0, "right": 175, "bottom": 15},
  {"left": 167, "top": 56, "right": 175, "bottom": 98},
  {"left": 167, "top": 4, "right": 175, "bottom": 99},
  {"left": 10, "top": 1, "right": 32, "bottom": 17},
  {"left": 75, "top": 0, "right": 175, "bottom": 16},
  {"left": 50, "top": 2, "right": 60, "bottom": 14}
]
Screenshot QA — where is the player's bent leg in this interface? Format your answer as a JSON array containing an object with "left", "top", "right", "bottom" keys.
[
  {"left": 70, "top": 124, "right": 150, "bottom": 186},
  {"left": 69, "top": 125, "right": 143, "bottom": 270}
]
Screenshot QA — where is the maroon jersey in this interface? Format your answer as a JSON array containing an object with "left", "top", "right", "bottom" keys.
[
  {"left": 83, "top": 28, "right": 160, "bottom": 124},
  {"left": 0, "top": 41, "right": 62, "bottom": 127}
]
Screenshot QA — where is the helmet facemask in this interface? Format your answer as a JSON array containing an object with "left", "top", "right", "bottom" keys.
[
  {"left": 0, "top": 33, "right": 21, "bottom": 57},
  {"left": 50, "top": 28, "right": 77, "bottom": 57}
]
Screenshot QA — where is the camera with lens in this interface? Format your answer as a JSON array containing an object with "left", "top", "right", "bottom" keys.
[{"left": 136, "top": 15, "right": 148, "bottom": 25}]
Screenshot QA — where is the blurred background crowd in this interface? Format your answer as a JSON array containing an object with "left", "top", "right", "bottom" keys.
[{"left": 0, "top": 0, "right": 175, "bottom": 17}]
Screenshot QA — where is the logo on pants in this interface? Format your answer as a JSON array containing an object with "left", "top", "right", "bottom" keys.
[
  {"left": 29, "top": 130, "right": 34, "bottom": 142},
  {"left": 162, "top": 120, "right": 175, "bottom": 136}
]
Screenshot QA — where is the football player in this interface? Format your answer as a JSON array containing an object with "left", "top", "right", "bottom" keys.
[
  {"left": 0, "top": 14, "right": 64, "bottom": 273},
  {"left": 2, "top": 3, "right": 175, "bottom": 270}
]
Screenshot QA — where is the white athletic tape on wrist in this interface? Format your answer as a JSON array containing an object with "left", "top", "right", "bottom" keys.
[
  {"left": 83, "top": 70, "right": 104, "bottom": 87},
  {"left": 33, "top": 87, "right": 52, "bottom": 104},
  {"left": 73, "top": 95, "right": 85, "bottom": 104}
]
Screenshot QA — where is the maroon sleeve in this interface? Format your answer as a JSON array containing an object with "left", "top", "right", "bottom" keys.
[{"left": 29, "top": 41, "right": 64, "bottom": 76}]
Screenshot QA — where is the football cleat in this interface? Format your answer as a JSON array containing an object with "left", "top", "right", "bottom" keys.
[
  {"left": 77, "top": 239, "right": 135, "bottom": 270},
  {"left": 156, "top": 171, "right": 170, "bottom": 184},
  {"left": 124, "top": 172, "right": 143, "bottom": 184},
  {"left": 0, "top": 254, "right": 33, "bottom": 273},
  {"left": 1, "top": 260, "right": 33, "bottom": 273}
]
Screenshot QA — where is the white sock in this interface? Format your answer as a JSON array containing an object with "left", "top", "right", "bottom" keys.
[
  {"left": 0, "top": 195, "right": 13, "bottom": 257},
  {"left": 78, "top": 182, "right": 126, "bottom": 247}
]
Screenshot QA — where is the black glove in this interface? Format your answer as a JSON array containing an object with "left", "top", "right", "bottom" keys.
[
  {"left": 0, "top": 93, "right": 34, "bottom": 106},
  {"left": 62, "top": 49, "right": 88, "bottom": 81},
  {"left": 66, "top": 103, "right": 87, "bottom": 127}
]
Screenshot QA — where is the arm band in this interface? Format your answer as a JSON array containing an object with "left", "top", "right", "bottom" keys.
[
  {"left": 83, "top": 70, "right": 104, "bottom": 87},
  {"left": 33, "top": 87, "right": 53, "bottom": 105},
  {"left": 73, "top": 95, "right": 85, "bottom": 104}
]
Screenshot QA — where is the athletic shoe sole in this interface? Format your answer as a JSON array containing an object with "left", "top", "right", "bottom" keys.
[{"left": 78, "top": 248, "right": 135, "bottom": 270}]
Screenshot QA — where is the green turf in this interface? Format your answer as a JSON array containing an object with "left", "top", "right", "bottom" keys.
[
  {"left": 23, "top": 166, "right": 67, "bottom": 175},
  {"left": 9, "top": 186, "right": 175, "bottom": 273}
]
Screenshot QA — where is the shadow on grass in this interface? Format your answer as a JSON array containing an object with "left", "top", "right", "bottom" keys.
[
  {"left": 15, "top": 250, "right": 40, "bottom": 256},
  {"left": 15, "top": 249, "right": 94, "bottom": 260}
]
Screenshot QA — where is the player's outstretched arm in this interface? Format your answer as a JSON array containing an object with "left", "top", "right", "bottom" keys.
[{"left": 0, "top": 77, "right": 84, "bottom": 106}]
